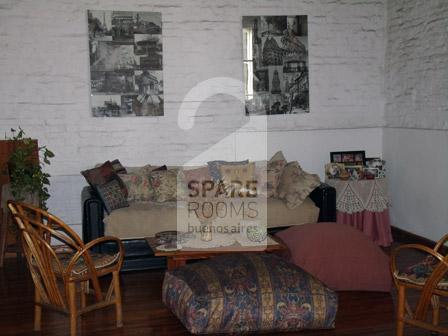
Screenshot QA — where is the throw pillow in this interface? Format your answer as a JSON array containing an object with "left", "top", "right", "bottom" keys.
[
  {"left": 150, "top": 169, "right": 180, "bottom": 202},
  {"left": 95, "top": 159, "right": 127, "bottom": 174},
  {"left": 96, "top": 180, "right": 129, "bottom": 214},
  {"left": 82, "top": 161, "right": 116, "bottom": 186},
  {"left": 254, "top": 164, "right": 269, "bottom": 197},
  {"left": 118, "top": 173, "right": 154, "bottom": 202},
  {"left": 110, "top": 159, "right": 127, "bottom": 174},
  {"left": 269, "top": 150, "right": 286, "bottom": 162},
  {"left": 266, "top": 151, "right": 287, "bottom": 198},
  {"left": 218, "top": 162, "right": 256, "bottom": 197},
  {"left": 183, "top": 166, "right": 212, "bottom": 184},
  {"left": 152, "top": 165, "right": 167, "bottom": 172},
  {"left": 207, "top": 160, "right": 249, "bottom": 181},
  {"left": 126, "top": 164, "right": 153, "bottom": 175},
  {"left": 184, "top": 167, "right": 229, "bottom": 199},
  {"left": 275, "top": 223, "right": 392, "bottom": 292},
  {"left": 277, "top": 161, "right": 320, "bottom": 209},
  {"left": 81, "top": 161, "right": 128, "bottom": 198},
  {"left": 162, "top": 253, "right": 338, "bottom": 334}
]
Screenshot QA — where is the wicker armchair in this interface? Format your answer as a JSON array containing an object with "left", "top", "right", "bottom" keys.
[
  {"left": 391, "top": 234, "right": 448, "bottom": 336},
  {"left": 7, "top": 201, "right": 124, "bottom": 336}
]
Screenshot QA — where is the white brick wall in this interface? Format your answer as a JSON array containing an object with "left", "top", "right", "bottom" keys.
[
  {"left": 384, "top": 0, "right": 448, "bottom": 240},
  {"left": 0, "top": 0, "right": 386, "bottom": 229},
  {"left": 385, "top": 0, "right": 448, "bottom": 129}
]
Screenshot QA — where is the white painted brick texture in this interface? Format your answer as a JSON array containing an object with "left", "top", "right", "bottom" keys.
[
  {"left": 0, "top": 0, "right": 386, "bottom": 226},
  {"left": 385, "top": 0, "right": 448, "bottom": 129},
  {"left": 383, "top": 0, "right": 448, "bottom": 240}
]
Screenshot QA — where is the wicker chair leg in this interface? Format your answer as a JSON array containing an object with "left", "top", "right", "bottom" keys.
[
  {"left": 432, "top": 295, "right": 440, "bottom": 326},
  {"left": 80, "top": 281, "right": 89, "bottom": 309},
  {"left": 68, "top": 282, "right": 78, "bottom": 336},
  {"left": 34, "top": 289, "right": 42, "bottom": 331},
  {"left": 431, "top": 295, "right": 440, "bottom": 336},
  {"left": 396, "top": 285, "right": 406, "bottom": 336},
  {"left": 113, "top": 271, "right": 123, "bottom": 327}
]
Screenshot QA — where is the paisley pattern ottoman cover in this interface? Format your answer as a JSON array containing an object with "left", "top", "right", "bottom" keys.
[{"left": 162, "top": 253, "right": 338, "bottom": 334}]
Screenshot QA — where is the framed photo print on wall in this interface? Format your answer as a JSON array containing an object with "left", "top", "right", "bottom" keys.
[
  {"left": 243, "top": 15, "right": 309, "bottom": 115},
  {"left": 88, "top": 10, "right": 164, "bottom": 117},
  {"left": 330, "top": 151, "right": 366, "bottom": 166}
]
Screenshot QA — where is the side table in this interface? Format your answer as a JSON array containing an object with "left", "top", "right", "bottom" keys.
[
  {"left": 0, "top": 205, "right": 21, "bottom": 267},
  {"left": 325, "top": 178, "right": 393, "bottom": 247},
  {"left": 0, "top": 184, "right": 25, "bottom": 267},
  {"left": 0, "top": 207, "right": 5, "bottom": 267}
]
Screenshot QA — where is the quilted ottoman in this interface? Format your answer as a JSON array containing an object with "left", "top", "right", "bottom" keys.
[{"left": 162, "top": 253, "right": 338, "bottom": 334}]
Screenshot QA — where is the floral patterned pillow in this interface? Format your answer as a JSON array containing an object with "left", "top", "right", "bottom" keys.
[
  {"left": 125, "top": 164, "right": 154, "bottom": 175},
  {"left": 96, "top": 180, "right": 129, "bottom": 214},
  {"left": 277, "top": 161, "right": 321, "bottom": 209},
  {"left": 265, "top": 152, "right": 287, "bottom": 198},
  {"left": 81, "top": 161, "right": 128, "bottom": 199},
  {"left": 150, "top": 169, "right": 185, "bottom": 202},
  {"left": 118, "top": 173, "right": 154, "bottom": 202},
  {"left": 207, "top": 160, "right": 249, "bottom": 181},
  {"left": 254, "top": 164, "right": 268, "bottom": 197},
  {"left": 183, "top": 166, "right": 212, "bottom": 184},
  {"left": 219, "top": 162, "right": 256, "bottom": 197}
]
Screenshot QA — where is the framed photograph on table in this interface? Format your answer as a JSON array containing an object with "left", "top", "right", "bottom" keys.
[
  {"left": 345, "top": 166, "right": 364, "bottom": 180},
  {"left": 330, "top": 151, "right": 365, "bottom": 166}
]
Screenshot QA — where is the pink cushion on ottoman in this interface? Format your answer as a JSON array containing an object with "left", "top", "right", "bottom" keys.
[{"left": 276, "top": 222, "right": 392, "bottom": 292}]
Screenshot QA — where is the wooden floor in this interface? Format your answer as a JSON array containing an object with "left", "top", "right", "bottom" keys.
[{"left": 0, "top": 245, "right": 446, "bottom": 336}]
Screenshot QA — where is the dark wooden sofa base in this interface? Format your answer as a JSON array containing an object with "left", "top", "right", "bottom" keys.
[{"left": 82, "top": 184, "right": 336, "bottom": 272}]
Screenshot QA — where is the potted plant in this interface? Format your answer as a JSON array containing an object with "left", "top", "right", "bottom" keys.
[{"left": 6, "top": 128, "right": 54, "bottom": 209}]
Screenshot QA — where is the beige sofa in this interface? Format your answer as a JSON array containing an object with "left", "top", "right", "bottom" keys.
[{"left": 82, "top": 159, "right": 336, "bottom": 271}]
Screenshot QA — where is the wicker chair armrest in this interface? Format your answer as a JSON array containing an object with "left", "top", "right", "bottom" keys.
[
  {"left": 434, "top": 233, "right": 448, "bottom": 253},
  {"left": 65, "top": 236, "right": 124, "bottom": 276},
  {"left": 83, "top": 236, "right": 124, "bottom": 254}
]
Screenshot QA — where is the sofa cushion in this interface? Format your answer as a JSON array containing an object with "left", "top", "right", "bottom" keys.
[
  {"left": 82, "top": 161, "right": 116, "bottom": 186},
  {"left": 162, "top": 253, "right": 338, "bottom": 334},
  {"left": 269, "top": 150, "right": 286, "bottom": 162},
  {"left": 118, "top": 173, "right": 154, "bottom": 202},
  {"left": 266, "top": 151, "right": 287, "bottom": 198},
  {"left": 152, "top": 165, "right": 167, "bottom": 171},
  {"left": 104, "top": 201, "right": 178, "bottom": 238},
  {"left": 183, "top": 166, "right": 211, "bottom": 184},
  {"left": 81, "top": 161, "right": 127, "bottom": 198},
  {"left": 149, "top": 169, "right": 183, "bottom": 202},
  {"left": 266, "top": 197, "right": 318, "bottom": 228},
  {"left": 219, "top": 162, "right": 256, "bottom": 197},
  {"left": 277, "top": 161, "right": 321, "bottom": 209},
  {"left": 276, "top": 223, "right": 392, "bottom": 292},
  {"left": 126, "top": 164, "right": 154, "bottom": 175},
  {"left": 96, "top": 180, "right": 129, "bottom": 214},
  {"left": 110, "top": 159, "right": 127, "bottom": 174},
  {"left": 94, "top": 159, "right": 126, "bottom": 174},
  {"left": 207, "top": 160, "right": 249, "bottom": 181},
  {"left": 103, "top": 197, "right": 319, "bottom": 239}
]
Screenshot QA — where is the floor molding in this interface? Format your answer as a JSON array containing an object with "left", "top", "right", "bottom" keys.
[{"left": 391, "top": 226, "right": 447, "bottom": 254}]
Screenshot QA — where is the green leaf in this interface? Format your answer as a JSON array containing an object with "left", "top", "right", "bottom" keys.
[{"left": 6, "top": 127, "right": 54, "bottom": 208}]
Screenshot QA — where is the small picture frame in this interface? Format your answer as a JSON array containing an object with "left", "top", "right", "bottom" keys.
[
  {"left": 345, "top": 165, "right": 364, "bottom": 180},
  {"left": 325, "top": 163, "right": 346, "bottom": 179},
  {"left": 363, "top": 167, "right": 378, "bottom": 180},
  {"left": 330, "top": 151, "right": 365, "bottom": 166},
  {"left": 365, "top": 157, "right": 384, "bottom": 169}
]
